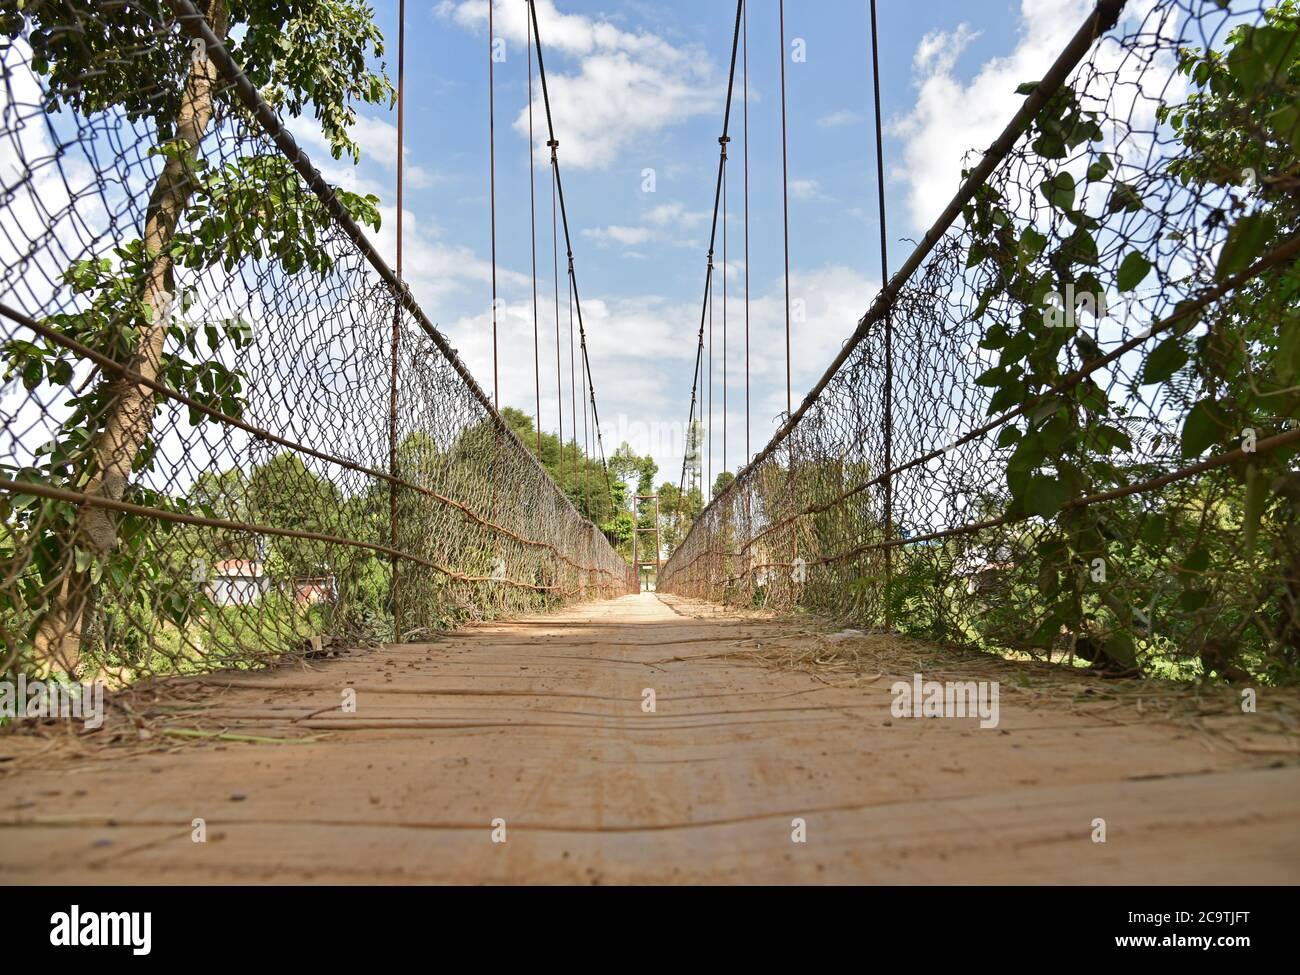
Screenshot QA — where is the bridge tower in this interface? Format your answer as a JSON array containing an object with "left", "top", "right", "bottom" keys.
[
  {"left": 631, "top": 493, "right": 661, "bottom": 591},
  {"left": 684, "top": 419, "right": 702, "bottom": 498}
]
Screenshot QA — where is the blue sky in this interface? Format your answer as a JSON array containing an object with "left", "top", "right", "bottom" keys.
[{"left": 306, "top": 0, "right": 1114, "bottom": 493}]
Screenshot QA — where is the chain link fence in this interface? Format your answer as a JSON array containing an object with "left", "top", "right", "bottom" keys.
[
  {"left": 662, "top": 0, "right": 1299, "bottom": 683},
  {"left": 1, "top": 0, "right": 632, "bottom": 682}
]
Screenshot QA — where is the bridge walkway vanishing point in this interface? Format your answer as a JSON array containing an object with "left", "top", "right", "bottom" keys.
[{"left": 3, "top": 593, "right": 1299, "bottom": 884}]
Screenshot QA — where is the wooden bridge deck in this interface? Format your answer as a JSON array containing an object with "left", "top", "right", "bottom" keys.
[{"left": 3, "top": 593, "right": 1298, "bottom": 884}]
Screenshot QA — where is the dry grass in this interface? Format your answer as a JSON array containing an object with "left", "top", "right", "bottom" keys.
[{"left": 657, "top": 592, "right": 1300, "bottom": 758}]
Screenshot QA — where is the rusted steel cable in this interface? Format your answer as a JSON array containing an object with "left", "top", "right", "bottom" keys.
[
  {"left": 676, "top": 0, "right": 745, "bottom": 500},
  {"left": 0, "top": 1, "right": 634, "bottom": 674},
  {"left": 488, "top": 0, "right": 499, "bottom": 408},
  {"left": 0, "top": 301, "right": 626, "bottom": 577},
  {"left": 869, "top": 0, "right": 892, "bottom": 628},
  {"left": 529, "top": 22, "right": 541, "bottom": 458},
  {"left": 525, "top": 0, "right": 615, "bottom": 509},
  {"left": 778, "top": 0, "right": 792, "bottom": 417},
  {"left": 390, "top": 0, "right": 407, "bottom": 638},
  {"left": 658, "top": 0, "right": 1299, "bottom": 684},
  {"left": 743, "top": 0, "right": 751, "bottom": 467},
  {"left": 550, "top": 139, "right": 564, "bottom": 491}
]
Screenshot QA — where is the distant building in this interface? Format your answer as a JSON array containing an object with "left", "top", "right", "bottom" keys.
[
  {"left": 953, "top": 550, "right": 1016, "bottom": 596},
  {"left": 208, "top": 559, "right": 269, "bottom": 606},
  {"left": 293, "top": 576, "right": 336, "bottom": 605}
]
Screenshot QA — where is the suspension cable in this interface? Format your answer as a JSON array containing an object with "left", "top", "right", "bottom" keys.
[
  {"left": 676, "top": 0, "right": 745, "bottom": 502},
  {"left": 870, "top": 0, "right": 893, "bottom": 627},
  {"left": 550, "top": 139, "right": 563, "bottom": 491},
  {"left": 778, "top": 0, "right": 791, "bottom": 416},
  {"left": 743, "top": 0, "right": 750, "bottom": 466},
  {"left": 390, "top": 0, "right": 406, "bottom": 635},
  {"left": 721, "top": 133, "right": 729, "bottom": 483},
  {"left": 526, "top": 0, "right": 614, "bottom": 509},
  {"left": 707, "top": 252, "right": 713, "bottom": 499},
  {"left": 488, "top": 0, "right": 499, "bottom": 407},
  {"left": 578, "top": 269, "right": 588, "bottom": 507},
  {"left": 528, "top": 20, "right": 540, "bottom": 456},
  {"left": 569, "top": 252, "right": 579, "bottom": 504}
]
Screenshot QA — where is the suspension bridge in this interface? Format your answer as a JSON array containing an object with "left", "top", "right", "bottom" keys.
[{"left": 1, "top": 0, "right": 1298, "bottom": 884}]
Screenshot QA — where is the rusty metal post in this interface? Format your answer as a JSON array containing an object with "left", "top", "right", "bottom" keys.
[
  {"left": 389, "top": 0, "right": 406, "bottom": 641},
  {"left": 654, "top": 494, "right": 661, "bottom": 581},
  {"left": 870, "top": 0, "right": 893, "bottom": 631},
  {"left": 634, "top": 494, "right": 661, "bottom": 592}
]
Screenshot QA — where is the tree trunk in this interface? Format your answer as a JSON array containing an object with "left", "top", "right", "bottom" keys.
[{"left": 32, "top": 0, "right": 230, "bottom": 674}]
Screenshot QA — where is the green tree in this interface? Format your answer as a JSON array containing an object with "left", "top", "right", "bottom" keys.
[
  {"left": 963, "top": 2, "right": 1299, "bottom": 677},
  {"left": 3, "top": 0, "right": 393, "bottom": 672},
  {"left": 658, "top": 481, "right": 703, "bottom": 556},
  {"left": 606, "top": 443, "right": 658, "bottom": 561},
  {"left": 498, "top": 407, "right": 627, "bottom": 544},
  {"left": 1158, "top": 1, "right": 1300, "bottom": 676},
  {"left": 247, "top": 453, "right": 342, "bottom": 581}
]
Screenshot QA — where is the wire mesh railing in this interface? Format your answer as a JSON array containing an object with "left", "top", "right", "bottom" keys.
[
  {"left": 661, "top": 0, "right": 1300, "bottom": 683},
  {"left": 1, "top": 0, "right": 632, "bottom": 682}
]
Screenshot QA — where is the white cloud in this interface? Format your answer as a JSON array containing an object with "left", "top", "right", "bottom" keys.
[
  {"left": 438, "top": 0, "right": 717, "bottom": 170},
  {"left": 582, "top": 224, "right": 654, "bottom": 247},
  {"left": 893, "top": 1, "right": 1090, "bottom": 227},
  {"left": 817, "top": 109, "right": 863, "bottom": 129},
  {"left": 439, "top": 287, "right": 697, "bottom": 462},
  {"left": 432, "top": 260, "right": 880, "bottom": 484},
  {"left": 645, "top": 201, "right": 708, "bottom": 229},
  {"left": 891, "top": 0, "right": 1178, "bottom": 229},
  {"left": 914, "top": 23, "right": 981, "bottom": 74},
  {"left": 580, "top": 201, "right": 709, "bottom": 250},
  {"left": 438, "top": 0, "right": 683, "bottom": 62},
  {"left": 348, "top": 115, "right": 435, "bottom": 189},
  {"left": 789, "top": 178, "right": 826, "bottom": 202},
  {"left": 292, "top": 126, "right": 521, "bottom": 314},
  {"left": 298, "top": 114, "right": 434, "bottom": 191}
]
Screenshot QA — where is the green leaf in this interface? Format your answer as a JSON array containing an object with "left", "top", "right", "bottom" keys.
[
  {"left": 1242, "top": 464, "right": 1266, "bottom": 559},
  {"left": 1019, "top": 227, "right": 1048, "bottom": 260},
  {"left": 1278, "top": 315, "right": 1300, "bottom": 384},
  {"left": 1008, "top": 434, "right": 1044, "bottom": 473},
  {"left": 1086, "top": 154, "right": 1113, "bottom": 182},
  {"left": 1076, "top": 380, "right": 1109, "bottom": 414},
  {"left": 1033, "top": 132, "right": 1067, "bottom": 159},
  {"left": 1183, "top": 546, "right": 1211, "bottom": 574},
  {"left": 1029, "top": 399, "right": 1060, "bottom": 427},
  {"left": 1103, "top": 632, "right": 1137, "bottom": 669},
  {"left": 1093, "top": 424, "right": 1132, "bottom": 453},
  {"left": 1181, "top": 399, "right": 1227, "bottom": 458},
  {"left": 988, "top": 380, "right": 1026, "bottom": 414},
  {"left": 1063, "top": 228, "right": 1098, "bottom": 265},
  {"left": 1025, "top": 475, "right": 1067, "bottom": 518},
  {"left": 1215, "top": 212, "right": 1277, "bottom": 279},
  {"left": 21, "top": 360, "right": 42, "bottom": 390},
  {"left": 1140, "top": 514, "right": 1167, "bottom": 546},
  {"left": 1270, "top": 102, "right": 1300, "bottom": 153},
  {"left": 1107, "top": 181, "right": 1143, "bottom": 214},
  {"left": 1141, "top": 336, "right": 1188, "bottom": 384},
  {"left": 979, "top": 321, "right": 1008, "bottom": 350},
  {"left": 1075, "top": 333, "right": 1102, "bottom": 361},
  {"left": 1031, "top": 607, "right": 1066, "bottom": 645},
  {"left": 1116, "top": 250, "right": 1152, "bottom": 292},
  {"left": 1040, "top": 171, "right": 1076, "bottom": 211}
]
